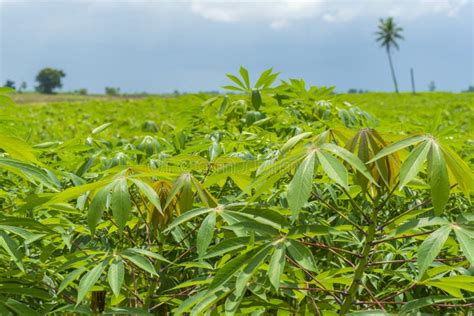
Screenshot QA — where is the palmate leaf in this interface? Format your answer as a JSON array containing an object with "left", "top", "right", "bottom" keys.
[{"left": 369, "top": 135, "right": 472, "bottom": 212}]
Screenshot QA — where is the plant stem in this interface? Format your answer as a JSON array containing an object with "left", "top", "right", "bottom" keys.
[{"left": 339, "top": 210, "right": 377, "bottom": 315}]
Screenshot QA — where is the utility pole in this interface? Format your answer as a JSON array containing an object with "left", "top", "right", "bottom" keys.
[{"left": 410, "top": 68, "right": 416, "bottom": 94}]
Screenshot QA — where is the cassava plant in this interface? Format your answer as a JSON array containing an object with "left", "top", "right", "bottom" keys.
[{"left": 0, "top": 68, "right": 472, "bottom": 315}]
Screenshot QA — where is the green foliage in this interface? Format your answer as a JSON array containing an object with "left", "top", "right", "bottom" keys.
[
  {"left": 0, "top": 67, "right": 473, "bottom": 315},
  {"left": 105, "top": 87, "right": 120, "bottom": 96}
]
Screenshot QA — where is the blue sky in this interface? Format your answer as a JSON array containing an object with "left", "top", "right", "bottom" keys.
[{"left": 0, "top": 0, "right": 473, "bottom": 93}]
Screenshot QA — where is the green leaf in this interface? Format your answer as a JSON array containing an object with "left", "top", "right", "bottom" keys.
[
  {"left": 428, "top": 142, "right": 450, "bottom": 215},
  {"left": 368, "top": 135, "right": 426, "bottom": 163},
  {"left": 417, "top": 225, "right": 451, "bottom": 279},
  {"left": 87, "top": 185, "right": 111, "bottom": 235},
  {"left": 226, "top": 74, "right": 246, "bottom": 90},
  {"left": 110, "top": 178, "right": 131, "bottom": 233},
  {"left": 58, "top": 267, "right": 86, "bottom": 293},
  {"left": 287, "top": 152, "right": 315, "bottom": 220},
  {"left": 122, "top": 252, "right": 157, "bottom": 275},
  {"left": 268, "top": 242, "right": 286, "bottom": 291},
  {"left": 164, "top": 207, "right": 213, "bottom": 232},
  {"left": 441, "top": 145, "right": 474, "bottom": 196},
  {"left": 197, "top": 212, "right": 216, "bottom": 257},
  {"left": 208, "top": 250, "right": 256, "bottom": 292},
  {"left": 280, "top": 132, "right": 312, "bottom": 154},
  {"left": 235, "top": 245, "right": 272, "bottom": 296},
  {"left": 453, "top": 224, "right": 474, "bottom": 266},
  {"left": 399, "top": 141, "right": 431, "bottom": 189},
  {"left": 0, "top": 134, "right": 39, "bottom": 164},
  {"left": 251, "top": 89, "right": 262, "bottom": 110},
  {"left": 125, "top": 248, "right": 170, "bottom": 263},
  {"left": 202, "top": 237, "right": 249, "bottom": 259},
  {"left": 287, "top": 224, "right": 336, "bottom": 238},
  {"left": 316, "top": 149, "right": 349, "bottom": 189},
  {"left": 285, "top": 239, "right": 317, "bottom": 272},
  {"left": 129, "top": 178, "right": 163, "bottom": 215},
  {"left": 91, "top": 122, "right": 112, "bottom": 135},
  {"left": 321, "top": 143, "right": 377, "bottom": 184},
  {"left": 222, "top": 85, "right": 245, "bottom": 92},
  {"left": 0, "top": 231, "right": 23, "bottom": 271},
  {"left": 239, "top": 66, "right": 250, "bottom": 89},
  {"left": 399, "top": 295, "right": 465, "bottom": 314},
  {"left": 0, "top": 158, "right": 59, "bottom": 191},
  {"left": 50, "top": 179, "right": 112, "bottom": 204},
  {"left": 225, "top": 208, "right": 287, "bottom": 229},
  {"left": 108, "top": 258, "right": 124, "bottom": 297},
  {"left": 77, "top": 260, "right": 108, "bottom": 304}
]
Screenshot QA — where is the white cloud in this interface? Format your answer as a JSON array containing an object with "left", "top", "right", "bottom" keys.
[{"left": 190, "top": 0, "right": 470, "bottom": 29}]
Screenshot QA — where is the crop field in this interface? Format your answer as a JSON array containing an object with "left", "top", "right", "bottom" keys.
[{"left": 0, "top": 69, "right": 473, "bottom": 315}]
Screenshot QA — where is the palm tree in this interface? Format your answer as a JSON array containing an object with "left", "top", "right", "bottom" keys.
[{"left": 376, "top": 17, "right": 404, "bottom": 93}]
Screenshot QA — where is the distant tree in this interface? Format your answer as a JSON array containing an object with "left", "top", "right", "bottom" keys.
[
  {"left": 75, "top": 88, "right": 88, "bottom": 95},
  {"left": 347, "top": 89, "right": 358, "bottom": 94},
  {"left": 19, "top": 81, "right": 27, "bottom": 93},
  {"left": 462, "top": 85, "right": 474, "bottom": 93},
  {"left": 35, "top": 68, "right": 66, "bottom": 94},
  {"left": 4, "top": 80, "right": 15, "bottom": 90},
  {"left": 428, "top": 81, "right": 436, "bottom": 92},
  {"left": 376, "top": 17, "right": 404, "bottom": 93},
  {"left": 105, "top": 87, "right": 120, "bottom": 96}
]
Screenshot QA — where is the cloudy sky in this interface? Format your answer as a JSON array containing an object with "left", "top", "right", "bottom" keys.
[{"left": 0, "top": 0, "right": 473, "bottom": 93}]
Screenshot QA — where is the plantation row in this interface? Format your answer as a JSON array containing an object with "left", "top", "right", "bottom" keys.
[{"left": 0, "top": 69, "right": 473, "bottom": 315}]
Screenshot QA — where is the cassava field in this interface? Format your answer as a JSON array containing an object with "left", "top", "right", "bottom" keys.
[{"left": 0, "top": 69, "right": 473, "bottom": 315}]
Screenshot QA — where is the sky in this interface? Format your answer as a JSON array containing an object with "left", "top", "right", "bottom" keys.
[{"left": 0, "top": 0, "right": 473, "bottom": 93}]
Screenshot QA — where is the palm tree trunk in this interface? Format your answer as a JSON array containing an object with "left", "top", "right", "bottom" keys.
[{"left": 386, "top": 47, "right": 399, "bottom": 93}]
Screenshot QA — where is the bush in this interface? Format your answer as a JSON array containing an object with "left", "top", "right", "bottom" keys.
[{"left": 105, "top": 87, "right": 120, "bottom": 96}]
